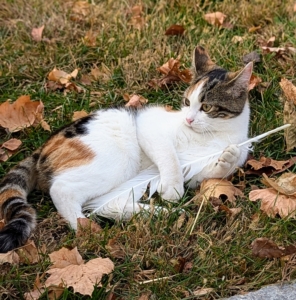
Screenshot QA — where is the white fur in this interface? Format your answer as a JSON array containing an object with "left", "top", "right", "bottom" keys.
[{"left": 50, "top": 92, "right": 250, "bottom": 229}]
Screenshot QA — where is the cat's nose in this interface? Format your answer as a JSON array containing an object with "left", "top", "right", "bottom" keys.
[{"left": 186, "top": 118, "right": 194, "bottom": 124}]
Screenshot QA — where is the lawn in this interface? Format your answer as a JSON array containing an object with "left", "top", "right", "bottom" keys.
[{"left": 1, "top": 0, "right": 296, "bottom": 299}]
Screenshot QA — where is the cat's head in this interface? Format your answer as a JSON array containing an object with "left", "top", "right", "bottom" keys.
[{"left": 182, "top": 46, "right": 252, "bottom": 134}]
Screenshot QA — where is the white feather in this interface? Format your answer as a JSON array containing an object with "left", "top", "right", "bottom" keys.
[{"left": 83, "top": 124, "right": 290, "bottom": 218}]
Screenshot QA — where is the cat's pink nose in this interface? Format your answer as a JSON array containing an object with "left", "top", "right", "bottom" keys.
[{"left": 186, "top": 118, "right": 194, "bottom": 124}]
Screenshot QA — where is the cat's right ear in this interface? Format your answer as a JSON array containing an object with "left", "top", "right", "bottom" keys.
[{"left": 192, "top": 46, "right": 216, "bottom": 78}]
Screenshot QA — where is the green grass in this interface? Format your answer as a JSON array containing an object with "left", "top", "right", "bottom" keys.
[{"left": 1, "top": 0, "right": 296, "bottom": 299}]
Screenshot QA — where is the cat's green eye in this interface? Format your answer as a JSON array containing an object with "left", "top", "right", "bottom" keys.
[
  {"left": 184, "top": 98, "right": 190, "bottom": 106},
  {"left": 201, "top": 104, "right": 212, "bottom": 112}
]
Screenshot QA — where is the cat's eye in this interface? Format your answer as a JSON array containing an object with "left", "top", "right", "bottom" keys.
[
  {"left": 201, "top": 104, "right": 212, "bottom": 112},
  {"left": 183, "top": 98, "right": 190, "bottom": 106}
]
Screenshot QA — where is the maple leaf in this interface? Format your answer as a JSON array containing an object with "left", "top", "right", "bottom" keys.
[
  {"left": 0, "top": 138, "right": 22, "bottom": 162},
  {"left": 45, "top": 247, "right": 114, "bottom": 296},
  {"left": 280, "top": 78, "right": 296, "bottom": 151},
  {"left": 249, "top": 173, "right": 296, "bottom": 218},
  {"left": 165, "top": 24, "right": 185, "bottom": 36},
  {"left": 0, "top": 95, "right": 47, "bottom": 133},
  {"left": 31, "top": 25, "right": 45, "bottom": 42},
  {"left": 251, "top": 238, "right": 296, "bottom": 258},
  {"left": 124, "top": 94, "right": 148, "bottom": 108}
]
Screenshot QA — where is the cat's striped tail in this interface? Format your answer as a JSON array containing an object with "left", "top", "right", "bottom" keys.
[{"left": 0, "top": 150, "right": 40, "bottom": 253}]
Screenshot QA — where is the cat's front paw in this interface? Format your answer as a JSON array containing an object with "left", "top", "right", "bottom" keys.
[
  {"left": 157, "top": 180, "right": 184, "bottom": 203},
  {"left": 214, "top": 144, "right": 241, "bottom": 177}
]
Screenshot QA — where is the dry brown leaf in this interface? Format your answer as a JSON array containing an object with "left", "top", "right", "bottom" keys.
[
  {"left": 294, "top": 3, "right": 296, "bottom": 12},
  {"left": 125, "top": 94, "right": 148, "bottom": 108},
  {"left": 280, "top": 78, "right": 296, "bottom": 105},
  {"left": 49, "top": 247, "right": 84, "bottom": 269},
  {"left": 0, "top": 250, "right": 20, "bottom": 264},
  {"left": 248, "top": 74, "right": 262, "bottom": 91},
  {"left": 149, "top": 57, "right": 192, "bottom": 89},
  {"left": 232, "top": 35, "right": 244, "bottom": 43},
  {"left": 249, "top": 188, "right": 296, "bottom": 218},
  {"left": 25, "top": 283, "right": 65, "bottom": 300},
  {"left": 200, "top": 178, "right": 244, "bottom": 204},
  {"left": 2, "top": 138, "right": 22, "bottom": 151},
  {"left": 280, "top": 78, "right": 296, "bottom": 151},
  {"left": 137, "top": 292, "right": 152, "bottom": 300},
  {"left": 72, "top": 110, "right": 88, "bottom": 121},
  {"left": 83, "top": 30, "right": 97, "bottom": 47},
  {"left": 106, "top": 238, "right": 125, "bottom": 259},
  {"left": 192, "top": 287, "right": 214, "bottom": 296},
  {"left": 48, "top": 68, "right": 78, "bottom": 85},
  {"left": 248, "top": 25, "right": 261, "bottom": 33},
  {"left": 204, "top": 12, "right": 227, "bottom": 27},
  {"left": 76, "top": 217, "right": 102, "bottom": 237},
  {"left": 165, "top": 24, "right": 185, "bottom": 36},
  {"left": 45, "top": 256, "right": 114, "bottom": 296},
  {"left": 16, "top": 240, "right": 40, "bottom": 264},
  {"left": 71, "top": 1, "right": 91, "bottom": 21},
  {"left": 129, "top": 5, "right": 145, "bottom": 29},
  {"left": 251, "top": 238, "right": 296, "bottom": 258},
  {"left": 91, "top": 64, "right": 112, "bottom": 82},
  {"left": 262, "top": 172, "right": 296, "bottom": 196},
  {"left": 80, "top": 74, "right": 93, "bottom": 85},
  {"left": 262, "top": 46, "right": 296, "bottom": 57},
  {"left": 31, "top": 25, "right": 45, "bottom": 42},
  {"left": 0, "top": 95, "right": 46, "bottom": 133},
  {"left": 246, "top": 156, "right": 291, "bottom": 176}
]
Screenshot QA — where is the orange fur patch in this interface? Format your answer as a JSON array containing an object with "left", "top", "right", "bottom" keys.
[
  {"left": 42, "top": 134, "right": 95, "bottom": 172},
  {"left": 0, "top": 189, "right": 23, "bottom": 205}
]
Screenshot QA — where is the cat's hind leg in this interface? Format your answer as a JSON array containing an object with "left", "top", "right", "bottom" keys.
[{"left": 49, "top": 181, "right": 86, "bottom": 230}]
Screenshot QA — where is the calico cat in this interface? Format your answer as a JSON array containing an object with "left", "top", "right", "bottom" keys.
[{"left": 0, "top": 46, "right": 252, "bottom": 252}]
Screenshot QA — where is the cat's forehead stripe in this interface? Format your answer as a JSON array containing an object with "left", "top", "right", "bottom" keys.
[{"left": 187, "top": 79, "right": 206, "bottom": 97}]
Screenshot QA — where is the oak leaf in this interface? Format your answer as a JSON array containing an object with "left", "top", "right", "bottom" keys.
[
  {"left": 165, "top": 24, "right": 185, "bottom": 36},
  {"left": 0, "top": 95, "right": 47, "bottom": 133},
  {"left": 31, "top": 25, "right": 45, "bottom": 42},
  {"left": 124, "top": 94, "right": 148, "bottom": 108},
  {"left": 251, "top": 238, "right": 296, "bottom": 258}
]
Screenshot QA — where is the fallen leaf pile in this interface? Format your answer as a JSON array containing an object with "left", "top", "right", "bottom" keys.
[
  {"left": 149, "top": 57, "right": 192, "bottom": 89},
  {"left": 0, "top": 95, "right": 50, "bottom": 132},
  {"left": 25, "top": 247, "right": 114, "bottom": 298}
]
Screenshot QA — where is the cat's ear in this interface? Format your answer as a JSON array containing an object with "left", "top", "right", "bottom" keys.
[
  {"left": 228, "top": 62, "right": 253, "bottom": 89},
  {"left": 192, "top": 46, "right": 216, "bottom": 78}
]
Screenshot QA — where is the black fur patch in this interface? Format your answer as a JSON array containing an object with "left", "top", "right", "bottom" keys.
[
  {"left": 63, "top": 114, "right": 95, "bottom": 138},
  {"left": 206, "top": 68, "right": 227, "bottom": 82},
  {"left": 0, "top": 172, "right": 27, "bottom": 191}
]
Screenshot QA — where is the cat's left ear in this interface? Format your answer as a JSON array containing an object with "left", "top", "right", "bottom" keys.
[{"left": 229, "top": 62, "right": 253, "bottom": 90}]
